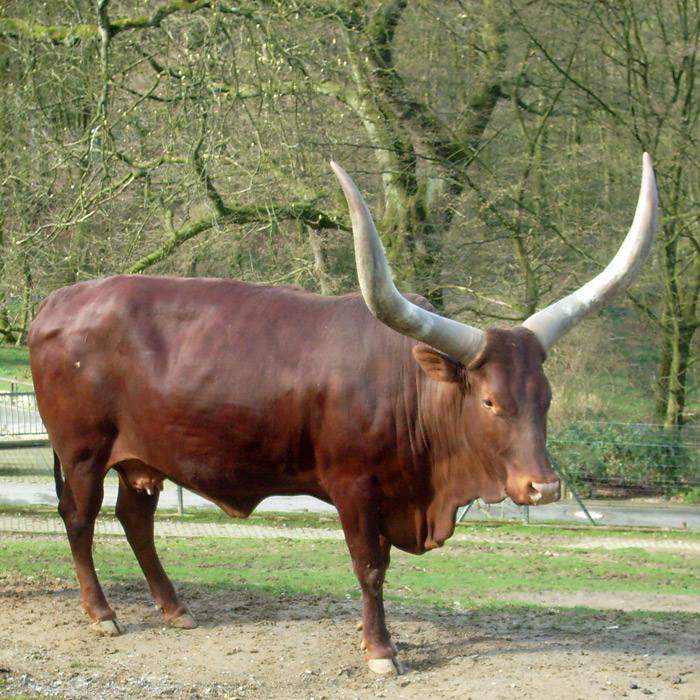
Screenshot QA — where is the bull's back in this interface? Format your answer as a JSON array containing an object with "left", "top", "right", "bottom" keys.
[{"left": 28, "top": 276, "right": 414, "bottom": 491}]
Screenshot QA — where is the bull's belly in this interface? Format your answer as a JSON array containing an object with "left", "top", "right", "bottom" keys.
[{"left": 109, "top": 439, "right": 326, "bottom": 518}]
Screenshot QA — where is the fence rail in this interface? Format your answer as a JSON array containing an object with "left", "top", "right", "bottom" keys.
[
  {"left": 0, "top": 391, "right": 47, "bottom": 438},
  {"left": 0, "top": 376, "right": 34, "bottom": 394}
]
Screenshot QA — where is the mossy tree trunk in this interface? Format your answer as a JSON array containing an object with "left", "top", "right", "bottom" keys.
[{"left": 329, "top": 0, "right": 509, "bottom": 308}]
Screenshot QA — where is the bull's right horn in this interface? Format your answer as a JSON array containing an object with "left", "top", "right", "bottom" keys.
[
  {"left": 331, "top": 161, "right": 485, "bottom": 366},
  {"left": 523, "top": 153, "right": 658, "bottom": 354}
]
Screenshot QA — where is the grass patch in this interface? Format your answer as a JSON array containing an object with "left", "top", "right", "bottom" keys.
[
  {"left": 0, "top": 345, "right": 32, "bottom": 387},
  {"left": 0, "top": 505, "right": 60, "bottom": 518},
  {"left": 2, "top": 526, "right": 699, "bottom": 610},
  {"left": 399, "top": 543, "right": 700, "bottom": 599},
  {"left": 456, "top": 520, "right": 700, "bottom": 541}
]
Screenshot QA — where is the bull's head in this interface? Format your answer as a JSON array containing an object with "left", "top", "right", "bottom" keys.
[{"left": 332, "top": 155, "right": 658, "bottom": 507}]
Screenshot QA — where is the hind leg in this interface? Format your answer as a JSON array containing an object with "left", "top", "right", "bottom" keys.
[
  {"left": 114, "top": 475, "right": 196, "bottom": 629},
  {"left": 58, "top": 465, "right": 124, "bottom": 636}
]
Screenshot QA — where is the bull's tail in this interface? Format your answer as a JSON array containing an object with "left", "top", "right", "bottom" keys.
[{"left": 53, "top": 450, "right": 64, "bottom": 500}]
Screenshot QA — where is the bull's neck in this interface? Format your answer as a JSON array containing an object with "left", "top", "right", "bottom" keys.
[
  {"left": 413, "top": 367, "right": 503, "bottom": 549},
  {"left": 409, "top": 370, "right": 467, "bottom": 548}
]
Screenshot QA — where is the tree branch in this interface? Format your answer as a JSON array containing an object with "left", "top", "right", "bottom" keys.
[
  {"left": 125, "top": 204, "right": 347, "bottom": 275},
  {"left": 514, "top": 8, "right": 625, "bottom": 125},
  {"left": 0, "top": 0, "right": 218, "bottom": 45}
]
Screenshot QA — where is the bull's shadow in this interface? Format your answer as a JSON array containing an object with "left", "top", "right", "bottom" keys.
[{"left": 49, "top": 580, "right": 699, "bottom": 672}]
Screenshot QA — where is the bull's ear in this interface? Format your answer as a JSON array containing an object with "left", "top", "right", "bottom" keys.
[{"left": 412, "top": 345, "right": 463, "bottom": 383}]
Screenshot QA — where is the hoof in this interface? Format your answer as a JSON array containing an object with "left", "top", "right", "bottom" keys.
[
  {"left": 91, "top": 618, "right": 125, "bottom": 636},
  {"left": 167, "top": 612, "right": 198, "bottom": 629},
  {"left": 367, "top": 656, "right": 405, "bottom": 675},
  {"left": 361, "top": 638, "right": 399, "bottom": 656}
]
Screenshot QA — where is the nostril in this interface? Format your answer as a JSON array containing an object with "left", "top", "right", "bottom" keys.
[
  {"left": 528, "top": 484, "right": 543, "bottom": 503},
  {"left": 530, "top": 480, "right": 561, "bottom": 505}
]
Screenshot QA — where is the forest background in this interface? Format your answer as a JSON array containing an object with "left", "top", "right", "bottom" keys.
[{"left": 1, "top": 0, "right": 699, "bottom": 442}]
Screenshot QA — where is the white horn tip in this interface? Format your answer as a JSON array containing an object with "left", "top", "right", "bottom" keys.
[
  {"left": 522, "top": 151, "right": 657, "bottom": 354},
  {"left": 641, "top": 152, "right": 658, "bottom": 199}
]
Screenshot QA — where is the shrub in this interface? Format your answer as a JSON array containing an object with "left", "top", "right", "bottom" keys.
[
  {"left": 548, "top": 422, "right": 700, "bottom": 498},
  {"left": 681, "top": 486, "right": 700, "bottom": 504}
]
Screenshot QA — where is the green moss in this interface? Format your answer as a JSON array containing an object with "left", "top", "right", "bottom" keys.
[{"left": 0, "top": 18, "right": 98, "bottom": 44}]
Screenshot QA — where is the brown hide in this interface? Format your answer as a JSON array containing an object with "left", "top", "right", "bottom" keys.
[{"left": 29, "top": 275, "right": 556, "bottom": 553}]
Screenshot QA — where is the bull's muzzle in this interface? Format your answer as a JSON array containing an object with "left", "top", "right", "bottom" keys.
[{"left": 529, "top": 480, "right": 561, "bottom": 505}]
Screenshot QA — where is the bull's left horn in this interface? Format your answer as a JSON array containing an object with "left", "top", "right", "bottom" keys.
[
  {"left": 331, "top": 161, "right": 485, "bottom": 365},
  {"left": 523, "top": 152, "right": 658, "bottom": 354}
]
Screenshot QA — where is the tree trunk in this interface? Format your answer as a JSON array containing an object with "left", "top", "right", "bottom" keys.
[
  {"left": 654, "top": 215, "right": 700, "bottom": 428},
  {"left": 662, "top": 326, "right": 692, "bottom": 428}
]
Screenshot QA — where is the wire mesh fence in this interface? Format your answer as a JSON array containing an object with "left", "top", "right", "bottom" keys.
[
  {"left": 0, "top": 443, "right": 54, "bottom": 480},
  {"left": 0, "top": 388, "right": 50, "bottom": 480},
  {"left": 549, "top": 421, "right": 700, "bottom": 500},
  {"left": 0, "top": 391, "right": 46, "bottom": 438}
]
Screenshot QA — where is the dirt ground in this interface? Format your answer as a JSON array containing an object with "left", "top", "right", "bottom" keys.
[{"left": 1, "top": 540, "right": 699, "bottom": 700}]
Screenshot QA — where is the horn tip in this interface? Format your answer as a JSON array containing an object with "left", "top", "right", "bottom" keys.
[
  {"left": 641, "top": 152, "right": 658, "bottom": 205},
  {"left": 330, "top": 161, "right": 354, "bottom": 192}
]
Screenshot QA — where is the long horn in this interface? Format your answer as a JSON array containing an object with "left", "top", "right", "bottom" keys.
[
  {"left": 331, "top": 161, "right": 485, "bottom": 365},
  {"left": 522, "top": 152, "right": 658, "bottom": 354}
]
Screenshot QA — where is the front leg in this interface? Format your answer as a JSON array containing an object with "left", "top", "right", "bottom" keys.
[{"left": 335, "top": 483, "right": 404, "bottom": 675}]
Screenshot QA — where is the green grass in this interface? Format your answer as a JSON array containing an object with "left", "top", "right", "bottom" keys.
[
  {"left": 2, "top": 520, "right": 700, "bottom": 609},
  {"left": 157, "top": 507, "right": 341, "bottom": 529},
  {"left": 0, "top": 345, "right": 32, "bottom": 389},
  {"left": 458, "top": 520, "right": 700, "bottom": 541}
]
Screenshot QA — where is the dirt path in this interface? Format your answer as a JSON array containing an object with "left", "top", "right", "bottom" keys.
[{"left": 1, "top": 535, "right": 699, "bottom": 700}]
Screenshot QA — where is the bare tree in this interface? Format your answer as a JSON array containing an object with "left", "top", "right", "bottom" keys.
[
  {"left": 0, "top": 0, "right": 666, "bottom": 424},
  {"left": 513, "top": 0, "right": 700, "bottom": 426}
]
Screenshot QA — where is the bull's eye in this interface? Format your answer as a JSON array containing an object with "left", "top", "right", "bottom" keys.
[{"left": 483, "top": 399, "right": 494, "bottom": 409}]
